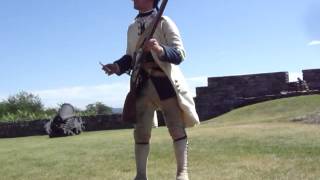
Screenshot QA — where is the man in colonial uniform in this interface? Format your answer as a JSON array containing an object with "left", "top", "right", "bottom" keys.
[{"left": 102, "top": 0, "right": 200, "bottom": 179}]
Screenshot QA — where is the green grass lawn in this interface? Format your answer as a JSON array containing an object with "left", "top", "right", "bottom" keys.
[{"left": 1, "top": 95, "right": 320, "bottom": 180}]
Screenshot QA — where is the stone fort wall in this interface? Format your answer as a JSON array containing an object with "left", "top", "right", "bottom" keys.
[
  {"left": 194, "top": 69, "right": 320, "bottom": 121},
  {"left": 0, "top": 113, "right": 166, "bottom": 138},
  {"left": 0, "top": 114, "right": 133, "bottom": 138},
  {"left": 2, "top": 69, "right": 320, "bottom": 138}
]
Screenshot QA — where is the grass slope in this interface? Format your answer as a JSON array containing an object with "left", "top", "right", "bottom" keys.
[
  {"left": 206, "top": 94, "right": 320, "bottom": 125},
  {"left": 1, "top": 95, "right": 320, "bottom": 180}
]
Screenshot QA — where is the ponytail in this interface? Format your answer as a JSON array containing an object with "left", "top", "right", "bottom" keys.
[{"left": 153, "top": 0, "right": 160, "bottom": 10}]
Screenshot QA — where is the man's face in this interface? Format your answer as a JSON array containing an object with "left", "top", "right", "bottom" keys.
[{"left": 133, "top": 0, "right": 154, "bottom": 11}]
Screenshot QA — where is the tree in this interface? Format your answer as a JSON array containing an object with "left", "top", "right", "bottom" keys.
[
  {"left": 44, "top": 108, "right": 58, "bottom": 117},
  {"left": 0, "top": 91, "right": 46, "bottom": 121},
  {"left": 85, "top": 102, "right": 112, "bottom": 115},
  {"left": 0, "top": 102, "right": 8, "bottom": 117},
  {"left": 5, "top": 91, "right": 44, "bottom": 114}
]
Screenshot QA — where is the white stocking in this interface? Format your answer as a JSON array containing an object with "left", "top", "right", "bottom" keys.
[
  {"left": 174, "top": 138, "right": 189, "bottom": 180},
  {"left": 134, "top": 144, "right": 149, "bottom": 180}
]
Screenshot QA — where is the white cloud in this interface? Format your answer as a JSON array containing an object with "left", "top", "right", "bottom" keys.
[
  {"left": 3, "top": 73, "right": 303, "bottom": 108},
  {"left": 1, "top": 76, "right": 208, "bottom": 108},
  {"left": 186, "top": 76, "right": 208, "bottom": 84},
  {"left": 308, "top": 40, "right": 320, "bottom": 46},
  {"left": 35, "top": 76, "right": 208, "bottom": 108},
  {"left": 186, "top": 76, "right": 208, "bottom": 97},
  {"left": 32, "top": 82, "right": 129, "bottom": 109},
  {"left": 0, "top": 95, "right": 5, "bottom": 101},
  {"left": 288, "top": 72, "right": 303, "bottom": 82}
]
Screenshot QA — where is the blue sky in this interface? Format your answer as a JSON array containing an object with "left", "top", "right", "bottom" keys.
[{"left": 1, "top": 0, "right": 319, "bottom": 109}]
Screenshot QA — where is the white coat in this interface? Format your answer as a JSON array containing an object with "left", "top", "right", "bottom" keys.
[{"left": 126, "top": 16, "right": 200, "bottom": 128}]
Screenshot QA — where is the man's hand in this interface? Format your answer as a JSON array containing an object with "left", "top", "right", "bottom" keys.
[
  {"left": 144, "top": 38, "right": 164, "bottom": 56},
  {"left": 101, "top": 63, "right": 120, "bottom": 76}
]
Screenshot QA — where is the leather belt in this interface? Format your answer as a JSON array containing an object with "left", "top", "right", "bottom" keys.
[
  {"left": 142, "top": 62, "right": 160, "bottom": 69},
  {"left": 144, "top": 68, "right": 167, "bottom": 77},
  {"left": 141, "top": 62, "right": 166, "bottom": 77}
]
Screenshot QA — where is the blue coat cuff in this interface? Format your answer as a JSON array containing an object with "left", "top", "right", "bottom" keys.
[
  {"left": 114, "top": 55, "right": 133, "bottom": 75},
  {"left": 160, "top": 45, "right": 184, "bottom": 65}
]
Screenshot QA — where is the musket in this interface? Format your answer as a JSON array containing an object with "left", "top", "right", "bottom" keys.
[
  {"left": 130, "top": 0, "right": 168, "bottom": 90},
  {"left": 122, "top": 0, "right": 169, "bottom": 123}
]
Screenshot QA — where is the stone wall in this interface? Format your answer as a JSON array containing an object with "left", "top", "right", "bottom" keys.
[
  {"left": 207, "top": 72, "right": 289, "bottom": 97},
  {"left": 303, "top": 69, "right": 320, "bottom": 90},
  {"left": 0, "top": 114, "right": 133, "bottom": 138},
  {"left": 82, "top": 114, "right": 132, "bottom": 131},
  {"left": 195, "top": 69, "right": 320, "bottom": 121},
  {"left": 2, "top": 69, "right": 319, "bottom": 137},
  {"left": 195, "top": 72, "right": 289, "bottom": 120},
  {"left": 0, "top": 119, "right": 49, "bottom": 138}
]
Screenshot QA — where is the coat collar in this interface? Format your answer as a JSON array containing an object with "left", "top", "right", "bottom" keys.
[{"left": 136, "top": 9, "right": 157, "bottom": 19}]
